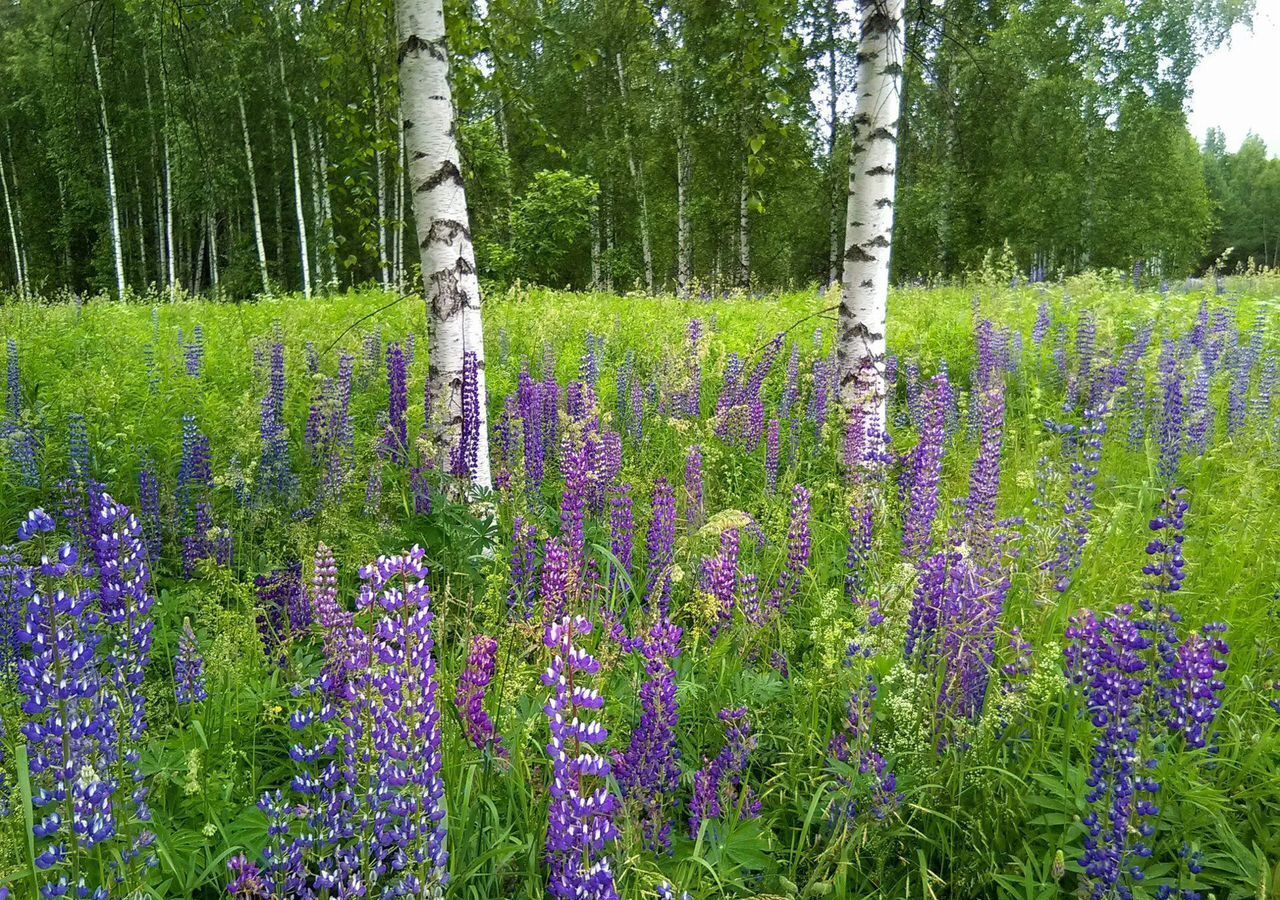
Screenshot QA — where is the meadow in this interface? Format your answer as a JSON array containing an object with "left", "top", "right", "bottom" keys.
[{"left": 1, "top": 277, "right": 1279, "bottom": 899}]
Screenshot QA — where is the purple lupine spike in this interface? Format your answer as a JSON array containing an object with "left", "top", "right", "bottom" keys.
[
  {"left": 765, "top": 419, "right": 780, "bottom": 494},
  {"left": 645, "top": 479, "right": 677, "bottom": 615},
  {"left": 5, "top": 337, "right": 18, "bottom": 422},
  {"left": 1186, "top": 361, "right": 1213, "bottom": 455},
  {"left": 686, "top": 320, "right": 703, "bottom": 417},
  {"left": 1156, "top": 341, "right": 1184, "bottom": 482},
  {"left": 185, "top": 324, "right": 205, "bottom": 377},
  {"left": 965, "top": 384, "right": 1005, "bottom": 553},
  {"left": 518, "top": 372, "right": 546, "bottom": 491},
  {"left": 614, "top": 618, "right": 683, "bottom": 851},
  {"left": 384, "top": 342, "right": 409, "bottom": 464},
  {"left": 560, "top": 423, "right": 593, "bottom": 573},
  {"left": 493, "top": 393, "right": 519, "bottom": 491},
  {"left": 175, "top": 617, "right": 208, "bottom": 704},
  {"left": 845, "top": 503, "right": 874, "bottom": 604},
  {"left": 1227, "top": 357, "right": 1250, "bottom": 435},
  {"left": 608, "top": 486, "right": 634, "bottom": 588},
  {"left": 581, "top": 332, "right": 602, "bottom": 389},
  {"left": 1142, "top": 488, "right": 1189, "bottom": 604},
  {"left": 255, "top": 564, "right": 308, "bottom": 657},
  {"left": 1032, "top": 301, "right": 1051, "bottom": 346},
  {"left": 1045, "top": 405, "right": 1107, "bottom": 593},
  {"left": 540, "top": 538, "right": 577, "bottom": 624},
  {"left": 1159, "top": 622, "right": 1228, "bottom": 750},
  {"left": 451, "top": 350, "right": 481, "bottom": 481},
  {"left": 258, "top": 335, "right": 295, "bottom": 500},
  {"left": 685, "top": 445, "right": 704, "bottom": 530},
  {"left": 769, "top": 485, "right": 812, "bottom": 617},
  {"left": 456, "top": 634, "right": 506, "bottom": 757},
  {"left": 689, "top": 707, "right": 761, "bottom": 839},
  {"left": 702, "top": 529, "right": 740, "bottom": 631},
  {"left": 902, "top": 375, "right": 947, "bottom": 559},
  {"left": 809, "top": 355, "right": 830, "bottom": 436},
  {"left": 542, "top": 615, "right": 620, "bottom": 899},
  {"left": 780, "top": 343, "right": 800, "bottom": 419},
  {"left": 177, "top": 414, "right": 214, "bottom": 577},
  {"left": 510, "top": 517, "right": 542, "bottom": 619},
  {"left": 827, "top": 676, "right": 901, "bottom": 825}
]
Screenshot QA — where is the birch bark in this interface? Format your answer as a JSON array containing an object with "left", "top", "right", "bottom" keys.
[
  {"left": 91, "top": 37, "right": 127, "bottom": 300},
  {"left": 397, "top": 0, "right": 492, "bottom": 489},
  {"left": 237, "top": 93, "right": 271, "bottom": 295},
  {"left": 277, "top": 40, "right": 312, "bottom": 299}
]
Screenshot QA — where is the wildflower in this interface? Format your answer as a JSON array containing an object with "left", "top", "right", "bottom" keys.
[
  {"left": 456, "top": 634, "right": 506, "bottom": 756},
  {"left": 689, "top": 707, "right": 761, "bottom": 839},
  {"left": 175, "top": 618, "right": 208, "bottom": 704}
]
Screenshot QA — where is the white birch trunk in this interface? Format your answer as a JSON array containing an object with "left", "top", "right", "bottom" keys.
[
  {"left": 0, "top": 144, "right": 24, "bottom": 298},
  {"left": 737, "top": 156, "right": 750, "bottom": 289},
  {"left": 143, "top": 52, "right": 166, "bottom": 286},
  {"left": 134, "top": 173, "right": 148, "bottom": 284},
  {"left": 676, "top": 130, "right": 693, "bottom": 297},
  {"left": 159, "top": 59, "right": 176, "bottom": 292},
  {"left": 307, "top": 122, "right": 326, "bottom": 290},
  {"left": 208, "top": 211, "right": 220, "bottom": 290},
  {"left": 312, "top": 111, "right": 337, "bottom": 291},
  {"left": 278, "top": 42, "right": 312, "bottom": 300},
  {"left": 826, "top": 3, "right": 843, "bottom": 286},
  {"left": 590, "top": 206, "right": 602, "bottom": 291},
  {"left": 837, "top": 0, "right": 906, "bottom": 433},
  {"left": 238, "top": 93, "right": 271, "bottom": 295},
  {"left": 394, "top": 114, "right": 406, "bottom": 293},
  {"left": 616, "top": 53, "right": 654, "bottom": 293},
  {"left": 91, "top": 37, "right": 127, "bottom": 301},
  {"left": 397, "top": 0, "right": 492, "bottom": 490},
  {"left": 373, "top": 63, "right": 390, "bottom": 290}
]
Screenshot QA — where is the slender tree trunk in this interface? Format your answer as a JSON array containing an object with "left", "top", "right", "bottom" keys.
[
  {"left": 313, "top": 110, "right": 337, "bottom": 291},
  {"left": 616, "top": 53, "right": 654, "bottom": 293},
  {"left": 278, "top": 41, "right": 312, "bottom": 299},
  {"left": 0, "top": 144, "right": 24, "bottom": 298},
  {"left": 837, "top": 0, "right": 906, "bottom": 432},
  {"left": 737, "top": 154, "right": 751, "bottom": 289},
  {"left": 270, "top": 120, "right": 285, "bottom": 275},
  {"left": 826, "top": 0, "right": 843, "bottom": 286},
  {"left": 394, "top": 110, "right": 406, "bottom": 293},
  {"left": 238, "top": 94, "right": 271, "bottom": 295},
  {"left": 396, "top": 0, "right": 492, "bottom": 489},
  {"left": 307, "top": 121, "right": 326, "bottom": 291},
  {"left": 193, "top": 219, "right": 206, "bottom": 294},
  {"left": 604, "top": 196, "right": 615, "bottom": 292},
  {"left": 677, "top": 130, "right": 693, "bottom": 297},
  {"left": 373, "top": 62, "right": 391, "bottom": 290},
  {"left": 590, "top": 205, "right": 602, "bottom": 290},
  {"left": 91, "top": 37, "right": 127, "bottom": 300},
  {"left": 159, "top": 57, "right": 176, "bottom": 292},
  {"left": 208, "top": 211, "right": 219, "bottom": 291},
  {"left": 134, "top": 173, "right": 148, "bottom": 285}
]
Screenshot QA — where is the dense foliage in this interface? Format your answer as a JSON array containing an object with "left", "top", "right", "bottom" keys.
[
  {"left": 0, "top": 0, "right": 1267, "bottom": 299},
  {"left": 0, "top": 279, "right": 1278, "bottom": 898}
]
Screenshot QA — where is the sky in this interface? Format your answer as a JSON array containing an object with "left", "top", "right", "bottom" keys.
[{"left": 1187, "top": 0, "right": 1280, "bottom": 156}]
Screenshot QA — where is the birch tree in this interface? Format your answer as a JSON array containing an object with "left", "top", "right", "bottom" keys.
[
  {"left": 91, "top": 35, "right": 127, "bottom": 300},
  {"left": 616, "top": 52, "right": 654, "bottom": 294},
  {"left": 0, "top": 142, "right": 25, "bottom": 298},
  {"left": 396, "top": 0, "right": 492, "bottom": 490},
  {"left": 837, "top": 0, "right": 905, "bottom": 431},
  {"left": 238, "top": 92, "right": 271, "bottom": 295},
  {"left": 277, "top": 37, "right": 312, "bottom": 300}
]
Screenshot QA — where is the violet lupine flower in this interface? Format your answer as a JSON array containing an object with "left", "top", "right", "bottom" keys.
[
  {"left": 1160, "top": 623, "right": 1229, "bottom": 751},
  {"left": 310, "top": 542, "right": 361, "bottom": 692},
  {"left": 629, "top": 380, "right": 645, "bottom": 443},
  {"left": 1032, "top": 301, "right": 1051, "bottom": 346},
  {"left": 1156, "top": 341, "right": 1184, "bottom": 482},
  {"left": 258, "top": 337, "right": 295, "bottom": 500},
  {"left": 541, "top": 537, "right": 578, "bottom": 624},
  {"left": 608, "top": 486, "right": 635, "bottom": 589},
  {"left": 542, "top": 615, "right": 621, "bottom": 900},
  {"left": 809, "top": 355, "right": 830, "bottom": 436},
  {"left": 1075, "top": 311, "right": 1097, "bottom": 400},
  {"left": 361, "top": 328, "right": 383, "bottom": 387},
  {"left": 255, "top": 564, "right": 308, "bottom": 656},
  {"left": 645, "top": 479, "right": 677, "bottom": 615},
  {"left": 1142, "top": 488, "right": 1189, "bottom": 602},
  {"left": 355, "top": 547, "right": 449, "bottom": 894},
  {"left": 493, "top": 394, "right": 519, "bottom": 491},
  {"left": 1045, "top": 405, "right": 1106, "bottom": 593},
  {"left": 845, "top": 503, "right": 874, "bottom": 604},
  {"left": 5, "top": 337, "right": 18, "bottom": 421},
  {"left": 1227, "top": 359, "right": 1249, "bottom": 435},
  {"left": 509, "top": 517, "right": 541, "bottom": 619},
  {"left": 769, "top": 485, "right": 812, "bottom": 617},
  {"left": 175, "top": 618, "right": 208, "bottom": 704},
  {"left": 902, "top": 374, "right": 947, "bottom": 559},
  {"left": 965, "top": 384, "right": 1005, "bottom": 554},
  {"left": 780, "top": 343, "right": 800, "bottom": 419},
  {"left": 701, "top": 529, "right": 740, "bottom": 631},
  {"left": 581, "top": 332, "right": 602, "bottom": 389},
  {"left": 384, "top": 342, "right": 409, "bottom": 464},
  {"left": 363, "top": 465, "right": 382, "bottom": 517},
  {"left": 1185, "top": 362, "right": 1213, "bottom": 456},
  {"left": 177, "top": 414, "right": 214, "bottom": 578},
  {"left": 0, "top": 544, "right": 29, "bottom": 675},
  {"left": 828, "top": 677, "right": 901, "bottom": 826},
  {"left": 518, "top": 372, "right": 547, "bottom": 491},
  {"left": 451, "top": 350, "right": 481, "bottom": 481},
  {"left": 68, "top": 412, "right": 91, "bottom": 480},
  {"left": 614, "top": 619, "right": 683, "bottom": 851},
  {"left": 765, "top": 419, "right": 781, "bottom": 494},
  {"left": 1249, "top": 354, "right": 1275, "bottom": 425},
  {"left": 686, "top": 320, "right": 703, "bottom": 417},
  {"left": 905, "top": 550, "right": 1010, "bottom": 726},
  {"left": 685, "top": 445, "right": 704, "bottom": 530},
  {"left": 689, "top": 707, "right": 761, "bottom": 839},
  {"left": 456, "top": 634, "right": 506, "bottom": 756},
  {"left": 1065, "top": 605, "right": 1161, "bottom": 898},
  {"left": 185, "top": 324, "right": 204, "bottom": 377}
]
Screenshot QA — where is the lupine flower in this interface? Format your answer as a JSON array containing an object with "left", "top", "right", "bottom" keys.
[
  {"left": 542, "top": 615, "right": 620, "bottom": 899},
  {"left": 689, "top": 707, "right": 761, "bottom": 839},
  {"left": 614, "top": 619, "right": 683, "bottom": 851},
  {"left": 845, "top": 503, "right": 874, "bottom": 604},
  {"left": 780, "top": 343, "right": 800, "bottom": 419},
  {"left": 1160, "top": 623, "right": 1228, "bottom": 750},
  {"left": 68, "top": 412, "right": 91, "bottom": 480},
  {"left": 765, "top": 419, "right": 780, "bottom": 493},
  {"left": 456, "top": 634, "right": 506, "bottom": 756},
  {"left": 255, "top": 564, "right": 309, "bottom": 656},
  {"left": 608, "top": 486, "right": 634, "bottom": 588},
  {"left": 138, "top": 463, "right": 163, "bottom": 564},
  {"left": 1156, "top": 341, "right": 1184, "bottom": 482},
  {"left": 902, "top": 374, "right": 947, "bottom": 558},
  {"left": 177, "top": 415, "right": 214, "bottom": 577},
  {"left": 645, "top": 479, "right": 677, "bottom": 615},
  {"left": 384, "top": 342, "right": 409, "bottom": 463},
  {"left": 685, "top": 445, "right": 704, "bottom": 529},
  {"left": 451, "top": 350, "right": 481, "bottom": 481},
  {"left": 1186, "top": 361, "right": 1213, "bottom": 456},
  {"left": 685, "top": 320, "right": 703, "bottom": 417},
  {"left": 1032, "top": 301, "right": 1051, "bottom": 346},
  {"left": 828, "top": 677, "right": 901, "bottom": 826},
  {"left": 541, "top": 538, "right": 578, "bottom": 624},
  {"left": 510, "top": 517, "right": 541, "bottom": 619},
  {"left": 258, "top": 334, "right": 295, "bottom": 500},
  {"left": 185, "top": 324, "right": 205, "bottom": 377},
  {"left": 5, "top": 337, "right": 18, "bottom": 421},
  {"left": 769, "top": 485, "right": 811, "bottom": 616},
  {"left": 175, "top": 618, "right": 208, "bottom": 704},
  {"left": 518, "top": 372, "right": 547, "bottom": 490},
  {"left": 965, "top": 384, "right": 1005, "bottom": 553},
  {"left": 701, "top": 529, "right": 740, "bottom": 630}
]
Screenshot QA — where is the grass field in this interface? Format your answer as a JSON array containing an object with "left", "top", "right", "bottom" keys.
[{"left": 1, "top": 278, "right": 1278, "bottom": 899}]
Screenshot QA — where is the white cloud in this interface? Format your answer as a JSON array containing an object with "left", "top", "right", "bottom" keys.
[{"left": 1188, "top": 1, "right": 1280, "bottom": 156}]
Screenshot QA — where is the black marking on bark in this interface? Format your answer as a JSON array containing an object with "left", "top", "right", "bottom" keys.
[
  {"left": 874, "top": 198, "right": 894, "bottom": 208},
  {"left": 420, "top": 160, "right": 464, "bottom": 193},
  {"left": 845, "top": 244, "right": 876, "bottom": 263},
  {"left": 424, "top": 218, "right": 472, "bottom": 245},
  {"left": 868, "top": 127, "right": 897, "bottom": 143},
  {"left": 866, "top": 165, "right": 896, "bottom": 177},
  {"left": 868, "top": 235, "right": 890, "bottom": 248},
  {"left": 883, "top": 63, "right": 903, "bottom": 77},
  {"left": 850, "top": 219, "right": 864, "bottom": 228},
  {"left": 429, "top": 95, "right": 447, "bottom": 102},
  {"left": 398, "top": 34, "right": 447, "bottom": 64},
  {"left": 861, "top": 278, "right": 875, "bottom": 288}
]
